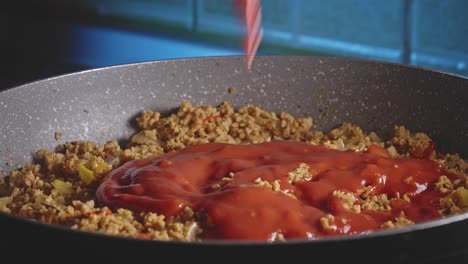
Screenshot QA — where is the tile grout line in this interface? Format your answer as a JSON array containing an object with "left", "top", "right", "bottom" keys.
[
  {"left": 402, "top": 0, "right": 414, "bottom": 64},
  {"left": 290, "top": 0, "right": 301, "bottom": 45},
  {"left": 192, "top": 0, "right": 200, "bottom": 32}
]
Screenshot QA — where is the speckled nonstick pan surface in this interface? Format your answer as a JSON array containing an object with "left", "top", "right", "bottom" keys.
[{"left": 0, "top": 56, "right": 467, "bottom": 263}]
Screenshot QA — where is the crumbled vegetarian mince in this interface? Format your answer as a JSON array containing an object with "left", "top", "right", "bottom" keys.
[
  {"left": 362, "top": 194, "right": 392, "bottom": 212},
  {"left": 439, "top": 154, "right": 468, "bottom": 185},
  {"left": 254, "top": 177, "right": 281, "bottom": 191},
  {"left": 439, "top": 187, "right": 468, "bottom": 214},
  {"left": 325, "top": 123, "right": 383, "bottom": 151},
  {"left": 254, "top": 178, "right": 296, "bottom": 199},
  {"left": 320, "top": 214, "right": 336, "bottom": 231},
  {"left": 210, "top": 172, "right": 235, "bottom": 190},
  {"left": 388, "top": 126, "right": 435, "bottom": 158},
  {"left": 54, "top": 132, "right": 62, "bottom": 141},
  {"left": 434, "top": 175, "right": 454, "bottom": 194},
  {"left": 381, "top": 213, "right": 414, "bottom": 229},
  {"left": 356, "top": 186, "right": 374, "bottom": 199},
  {"left": 0, "top": 100, "right": 467, "bottom": 241},
  {"left": 332, "top": 190, "right": 361, "bottom": 213},
  {"left": 228, "top": 87, "right": 237, "bottom": 94},
  {"left": 272, "top": 232, "right": 285, "bottom": 242},
  {"left": 288, "top": 163, "right": 312, "bottom": 184}
]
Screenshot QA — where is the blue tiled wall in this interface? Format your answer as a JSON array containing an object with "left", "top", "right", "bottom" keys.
[
  {"left": 411, "top": 0, "right": 468, "bottom": 74},
  {"left": 96, "top": 0, "right": 194, "bottom": 29},
  {"left": 86, "top": 0, "right": 468, "bottom": 76},
  {"left": 298, "top": 0, "right": 404, "bottom": 62},
  {"left": 196, "top": 0, "right": 243, "bottom": 35}
]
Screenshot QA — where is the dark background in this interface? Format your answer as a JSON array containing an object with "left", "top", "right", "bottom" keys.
[{"left": 2, "top": 0, "right": 468, "bottom": 90}]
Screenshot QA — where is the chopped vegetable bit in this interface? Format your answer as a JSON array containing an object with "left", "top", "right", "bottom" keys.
[
  {"left": 52, "top": 179, "right": 73, "bottom": 196},
  {"left": 450, "top": 187, "right": 468, "bottom": 208},
  {"left": 78, "top": 163, "right": 95, "bottom": 184},
  {"left": 137, "top": 233, "right": 152, "bottom": 239}
]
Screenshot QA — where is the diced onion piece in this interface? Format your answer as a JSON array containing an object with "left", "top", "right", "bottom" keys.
[
  {"left": 78, "top": 164, "right": 95, "bottom": 184},
  {"left": 52, "top": 179, "right": 72, "bottom": 196},
  {"left": 451, "top": 187, "right": 468, "bottom": 208}
]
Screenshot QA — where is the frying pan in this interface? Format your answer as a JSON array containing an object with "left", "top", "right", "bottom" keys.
[{"left": 0, "top": 56, "right": 467, "bottom": 263}]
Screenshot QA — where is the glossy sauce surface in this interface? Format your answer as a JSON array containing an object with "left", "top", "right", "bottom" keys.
[{"left": 96, "top": 141, "right": 450, "bottom": 241}]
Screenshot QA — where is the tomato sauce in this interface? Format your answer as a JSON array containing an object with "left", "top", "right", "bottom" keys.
[{"left": 96, "top": 141, "right": 451, "bottom": 241}]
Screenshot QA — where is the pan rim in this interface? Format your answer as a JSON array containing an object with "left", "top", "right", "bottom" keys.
[
  {"left": 1, "top": 55, "right": 467, "bottom": 95},
  {"left": 1, "top": 207, "right": 468, "bottom": 245}
]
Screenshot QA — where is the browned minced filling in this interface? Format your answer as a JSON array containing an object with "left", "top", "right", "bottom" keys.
[{"left": 0, "top": 101, "right": 467, "bottom": 241}]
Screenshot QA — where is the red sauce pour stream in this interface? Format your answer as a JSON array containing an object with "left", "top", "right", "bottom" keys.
[{"left": 96, "top": 141, "right": 453, "bottom": 241}]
